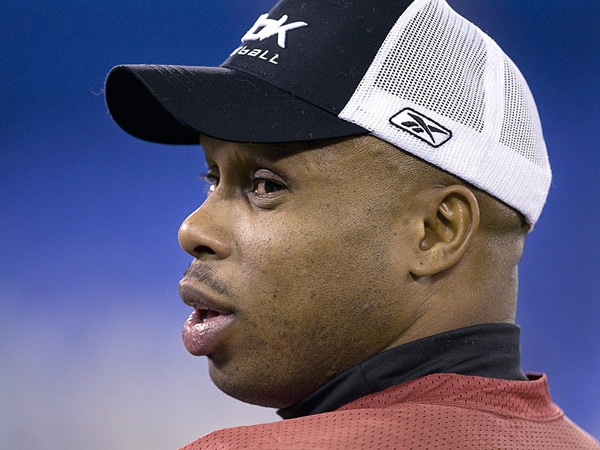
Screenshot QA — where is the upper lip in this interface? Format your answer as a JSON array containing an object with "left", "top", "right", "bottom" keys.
[{"left": 178, "top": 278, "right": 233, "bottom": 315}]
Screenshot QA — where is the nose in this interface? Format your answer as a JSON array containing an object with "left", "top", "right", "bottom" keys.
[{"left": 178, "top": 202, "right": 231, "bottom": 260}]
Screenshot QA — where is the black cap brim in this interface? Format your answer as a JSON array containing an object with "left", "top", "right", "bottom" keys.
[{"left": 105, "top": 64, "right": 367, "bottom": 145}]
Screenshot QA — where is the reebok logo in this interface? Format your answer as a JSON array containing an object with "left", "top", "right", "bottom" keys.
[
  {"left": 390, "top": 108, "right": 452, "bottom": 147},
  {"left": 242, "top": 13, "right": 308, "bottom": 49}
]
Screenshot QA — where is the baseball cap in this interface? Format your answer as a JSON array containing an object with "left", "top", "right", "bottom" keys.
[{"left": 105, "top": 0, "right": 551, "bottom": 226}]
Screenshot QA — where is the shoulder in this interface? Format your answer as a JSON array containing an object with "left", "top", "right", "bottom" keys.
[
  {"left": 179, "top": 407, "right": 422, "bottom": 450},
  {"left": 180, "top": 374, "right": 600, "bottom": 450}
]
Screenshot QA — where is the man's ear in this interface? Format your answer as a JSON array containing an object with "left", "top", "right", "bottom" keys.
[{"left": 410, "top": 185, "right": 480, "bottom": 278}]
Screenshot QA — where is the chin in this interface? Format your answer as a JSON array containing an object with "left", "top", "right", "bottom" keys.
[{"left": 208, "top": 360, "right": 307, "bottom": 409}]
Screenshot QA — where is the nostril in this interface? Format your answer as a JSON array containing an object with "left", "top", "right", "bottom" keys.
[{"left": 195, "top": 245, "right": 216, "bottom": 255}]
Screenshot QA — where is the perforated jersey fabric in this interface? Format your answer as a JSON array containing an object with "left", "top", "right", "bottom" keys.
[{"left": 179, "top": 373, "right": 599, "bottom": 449}]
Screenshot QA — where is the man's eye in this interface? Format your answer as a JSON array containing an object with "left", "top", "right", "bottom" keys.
[
  {"left": 201, "top": 173, "right": 219, "bottom": 194},
  {"left": 253, "top": 179, "right": 283, "bottom": 196}
]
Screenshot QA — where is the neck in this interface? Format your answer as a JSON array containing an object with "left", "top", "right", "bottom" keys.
[{"left": 391, "top": 262, "right": 519, "bottom": 349}]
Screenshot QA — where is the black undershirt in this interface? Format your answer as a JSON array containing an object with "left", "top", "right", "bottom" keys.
[{"left": 278, "top": 323, "right": 526, "bottom": 420}]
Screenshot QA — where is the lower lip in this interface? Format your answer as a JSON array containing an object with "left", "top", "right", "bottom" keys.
[{"left": 182, "top": 310, "right": 234, "bottom": 356}]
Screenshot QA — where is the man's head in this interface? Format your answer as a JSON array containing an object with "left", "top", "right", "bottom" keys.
[
  {"left": 177, "top": 134, "right": 528, "bottom": 408},
  {"left": 105, "top": 0, "right": 550, "bottom": 408}
]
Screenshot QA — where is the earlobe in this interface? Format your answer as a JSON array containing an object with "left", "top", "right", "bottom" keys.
[{"left": 411, "top": 186, "right": 480, "bottom": 278}]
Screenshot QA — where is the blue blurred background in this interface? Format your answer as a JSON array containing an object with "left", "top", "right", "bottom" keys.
[{"left": 1, "top": 1, "right": 598, "bottom": 448}]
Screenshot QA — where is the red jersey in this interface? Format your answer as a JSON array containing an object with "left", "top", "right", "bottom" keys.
[{"left": 180, "top": 373, "right": 599, "bottom": 449}]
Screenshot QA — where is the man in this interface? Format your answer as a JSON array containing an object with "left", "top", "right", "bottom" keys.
[{"left": 105, "top": 0, "right": 600, "bottom": 448}]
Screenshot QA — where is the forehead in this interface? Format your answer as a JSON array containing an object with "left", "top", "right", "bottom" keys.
[
  {"left": 201, "top": 134, "right": 352, "bottom": 157},
  {"left": 201, "top": 136, "right": 307, "bottom": 164},
  {"left": 199, "top": 134, "right": 405, "bottom": 176}
]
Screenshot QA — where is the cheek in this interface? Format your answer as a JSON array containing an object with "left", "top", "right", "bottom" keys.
[
  {"left": 237, "top": 218, "right": 351, "bottom": 294},
  {"left": 236, "top": 214, "right": 400, "bottom": 339}
]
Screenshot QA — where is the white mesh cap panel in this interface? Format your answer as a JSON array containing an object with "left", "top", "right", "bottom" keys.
[
  {"left": 373, "top": 0, "right": 487, "bottom": 132},
  {"left": 339, "top": 0, "right": 551, "bottom": 226},
  {"left": 500, "top": 54, "right": 546, "bottom": 166}
]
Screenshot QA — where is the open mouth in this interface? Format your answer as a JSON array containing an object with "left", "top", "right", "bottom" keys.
[
  {"left": 179, "top": 278, "right": 235, "bottom": 356},
  {"left": 198, "top": 308, "right": 224, "bottom": 322}
]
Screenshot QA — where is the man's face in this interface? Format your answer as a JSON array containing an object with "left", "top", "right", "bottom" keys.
[{"left": 178, "top": 136, "right": 419, "bottom": 408}]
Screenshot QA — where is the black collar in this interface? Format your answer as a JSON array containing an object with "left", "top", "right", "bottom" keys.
[{"left": 278, "top": 323, "right": 526, "bottom": 419}]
